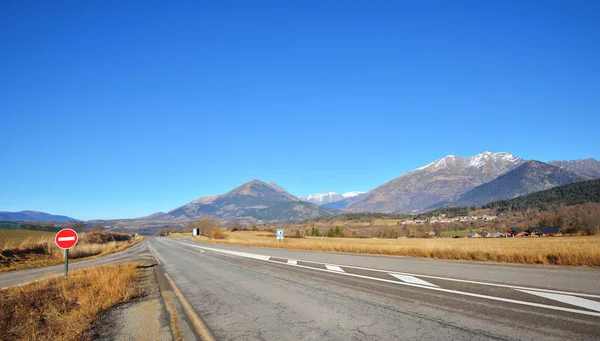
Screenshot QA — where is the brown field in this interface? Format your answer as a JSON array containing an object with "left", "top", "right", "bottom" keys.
[
  {"left": 0, "top": 230, "right": 144, "bottom": 272},
  {"left": 0, "top": 263, "right": 141, "bottom": 341},
  {"left": 0, "top": 229, "right": 56, "bottom": 249},
  {"left": 193, "top": 231, "right": 600, "bottom": 266}
]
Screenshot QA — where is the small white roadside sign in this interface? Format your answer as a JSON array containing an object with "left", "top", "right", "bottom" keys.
[{"left": 276, "top": 229, "right": 284, "bottom": 240}]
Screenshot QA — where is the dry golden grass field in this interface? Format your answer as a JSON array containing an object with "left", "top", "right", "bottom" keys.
[
  {"left": 192, "top": 231, "right": 600, "bottom": 266},
  {"left": 0, "top": 229, "right": 56, "bottom": 249},
  {"left": 0, "top": 230, "right": 144, "bottom": 272},
  {"left": 0, "top": 263, "right": 141, "bottom": 341}
]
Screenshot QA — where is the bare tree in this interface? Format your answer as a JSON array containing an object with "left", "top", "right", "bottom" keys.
[
  {"left": 229, "top": 220, "right": 244, "bottom": 231},
  {"left": 90, "top": 223, "right": 105, "bottom": 232},
  {"left": 65, "top": 222, "right": 85, "bottom": 230},
  {"left": 187, "top": 216, "right": 219, "bottom": 238}
]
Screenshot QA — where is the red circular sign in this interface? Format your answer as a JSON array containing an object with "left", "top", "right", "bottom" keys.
[{"left": 55, "top": 228, "right": 79, "bottom": 249}]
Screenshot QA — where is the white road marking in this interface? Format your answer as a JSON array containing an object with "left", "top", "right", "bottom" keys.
[
  {"left": 325, "top": 264, "right": 344, "bottom": 272},
  {"left": 287, "top": 259, "right": 297, "bottom": 265},
  {"left": 332, "top": 266, "right": 600, "bottom": 299},
  {"left": 390, "top": 273, "right": 438, "bottom": 287},
  {"left": 186, "top": 245, "right": 271, "bottom": 261},
  {"left": 518, "top": 290, "right": 600, "bottom": 312},
  {"left": 171, "top": 241, "right": 600, "bottom": 317},
  {"left": 57, "top": 236, "right": 75, "bottom": 241}
]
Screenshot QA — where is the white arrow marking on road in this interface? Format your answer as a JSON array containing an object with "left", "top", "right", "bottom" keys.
[
  {"left": 58, "top": 236, "right": 75, "bottom": 241},
  {"left": 287, "top": 260, "right": 297, "bottom": 265},
  {"left": 518, "top": 290, "right": 600, "bottom": 312},
  {"left": 390, "top": 273, "right": 439, "bottom": 287},
  {"left": 325, "top": 265, "right": 344, "bottom": 272},
  {"left": 170, "top": 241, "right": 600, "bottom": 317}
]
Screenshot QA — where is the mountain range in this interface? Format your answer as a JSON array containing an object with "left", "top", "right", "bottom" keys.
[
  {"left": 300, "top": 191, "right": 365, "bottom": 206},
  {"left": 2, "top": 152, "right": 598, "bottom": 224},
  {"left": 0, "top": 210, "right": 78, "bottom": 222},
  {"left": 141, "top": 180, "right": 336, "bottom": 224},
  {"left": 431, "top": 160, "right": 588, "bottom": 208},
  {"left": 548, "top": 158, "right": 600, "bottom": 179},
  {"left": 346, "top": 151, "right": 525, "bottom": 213}
]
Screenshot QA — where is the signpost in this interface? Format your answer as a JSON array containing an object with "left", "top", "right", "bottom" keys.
[
  {"left": 55, "top": 228, "right": 78, "bottom": 277},
  {"left": 276, "top": 229, "right": 284, "bottom": 242}
]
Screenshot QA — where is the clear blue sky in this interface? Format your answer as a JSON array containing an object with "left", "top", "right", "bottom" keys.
[{"left": 1, "top": 1, "right": 599, "bottom": 220}]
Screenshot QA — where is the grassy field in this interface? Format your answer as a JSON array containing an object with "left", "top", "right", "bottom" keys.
[
  {"left": 191, "top": 231, "right": 600, "bottom": 266},
  {"left": 0, "top": 230, "right": 144, "bottom": 272},
  {"left": 0, "top": 263, "right": 141, "bottom": 341},
  {"left": 0, "top": 229, "right": 56, "bottom": 249}
]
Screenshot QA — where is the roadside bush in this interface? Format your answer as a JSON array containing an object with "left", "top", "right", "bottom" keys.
[
  {"left": 211, "top": 228, "right": 226, "bottom": 240},
  {"left": 80, "top": 231, "right": 132, "bottom": 244}
]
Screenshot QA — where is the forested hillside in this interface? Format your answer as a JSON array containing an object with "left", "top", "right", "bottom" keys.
[{"left": 483, "top": 178, "right": 600, "bottom": 212}]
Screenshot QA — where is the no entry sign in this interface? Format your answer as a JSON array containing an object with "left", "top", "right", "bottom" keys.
[{"left": 55, "top": 228, "right": 78, "bottom": 249}]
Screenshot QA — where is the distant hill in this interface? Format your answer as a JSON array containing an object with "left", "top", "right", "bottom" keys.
[
  {"left": 484, "top": 178, "right": 600, "bottom": 212},
  {"left": 144, "top": 179, "right": 336, "bottom": 223},
  {"left": 347, "top": 151, "right": 524, "bottom": 212},
  {"left": 0, "top": 221, "right": 64, "bottom": 232},
  {"left": 0, "top": 210, "right": 78, "bottom": 222},
  {"left": 549, "top": 158, "right": 600, "bottom": 179},
  {"left": 436, "top": 161, "right": 587, "bottom": 208},
  {"left": 243, "top": 201, "right": 338, "bottom": 222}
]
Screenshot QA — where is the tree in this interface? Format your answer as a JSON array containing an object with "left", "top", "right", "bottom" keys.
[
  {"left": 431, "top": 223, "right": 443, "bottom": 237},
  {"left": 65, "top": 222, "right": 85, "bottom": 231},
  {"left": 334, "top": 226, "right": 342, "bottom": 237},
  {"left": 90, "top": 223, "right": 105, "bottom": 232},
  {"left": 327, "top": 227, "right": 335, "bottom": 238},
  {"left": 187, "top": 216, "right": 219, "bottom": 238},
  {"left": 229, "top": 221, "right": 243, "bottom": 231}
]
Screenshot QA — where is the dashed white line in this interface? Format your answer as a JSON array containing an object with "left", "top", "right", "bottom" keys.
[
  {"left": 325, "top": 264, "right": 344, "bottom": 272},
  {"left": 390, "top": 273, "right": 438, "bottom": 287},
  {"left": 518, "top": 290, "right": 600, "bottom": 312},
  {"left": 171, "top": 241, "right": 600, "bottom": 317},
  {"left": 287, "top": 259, "right": 297, "bottom": 265}
]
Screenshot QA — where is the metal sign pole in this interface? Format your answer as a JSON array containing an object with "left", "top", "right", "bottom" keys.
[{"left": 65, "top": 249, "right": 69, "bottom": 278}]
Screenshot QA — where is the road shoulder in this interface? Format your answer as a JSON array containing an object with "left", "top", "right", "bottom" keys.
[{"left": 89, "top": 263, "right": 188, "bottom": 341}]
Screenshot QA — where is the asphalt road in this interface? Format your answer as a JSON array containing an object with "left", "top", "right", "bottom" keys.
[
  {"left": 149, "top": 237, "right": 600, "bottom": 341},
  {"left": 0, "top": 239, "right": 153, "bottom": 289}
]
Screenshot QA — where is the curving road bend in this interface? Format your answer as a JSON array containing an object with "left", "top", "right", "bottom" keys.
[{"left": 0, "top": 240, "right": 153, "bottom": 289}]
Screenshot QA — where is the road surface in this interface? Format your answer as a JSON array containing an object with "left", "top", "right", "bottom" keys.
[
  {"left": 0, "top": 239, "right": 152, "bottom": 289},
  {"left": 149, "top": 237, "right": 600, "bottom": 341}
]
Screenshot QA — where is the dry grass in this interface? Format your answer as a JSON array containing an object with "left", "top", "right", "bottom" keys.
[
  {"left": 0, "top": 230, "right": 144, "bottom": 272},
  {"left": 0, "top": 229, "right": 56, "bottom": 250},
  {"left": 195, "top": 231, "right": 600, "bottom": 266},
  {"left": 0, "top": 263, "right": 141, "bottom": 341}
]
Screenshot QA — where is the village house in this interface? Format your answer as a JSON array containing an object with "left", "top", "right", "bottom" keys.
[
  {"left": 505, "top": 227, "right": 526, "bottom": 237},
  {"left": 492, "top": 232, "right": 506, "bottom": 238},
  {"left": 479, "top": 231, "right": 492, "bottom": 238},
  {"left": 526, "top": 226, "right": 561, "bottom": 237}
]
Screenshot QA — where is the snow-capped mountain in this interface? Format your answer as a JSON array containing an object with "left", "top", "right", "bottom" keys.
[
  {"left": 348, "top": 151, "right": 525, "bottom": 213},
  {"left": 413, "top": 151, "right": 521, "bottom": 174},
  {"left": 300, "top": 191, "right": 365, "bottom": 206},
  {"left": 433, "top": 160, "right": 587, "bottom": 208},
  {"left": 549, "top": 158, "right": 600, "bottom": 179}
]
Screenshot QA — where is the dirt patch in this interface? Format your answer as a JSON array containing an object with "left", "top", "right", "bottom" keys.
[{"left": 88, "top": 264, "right": 173, "bottom": 341}]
